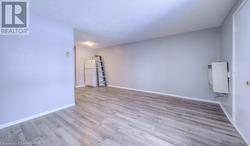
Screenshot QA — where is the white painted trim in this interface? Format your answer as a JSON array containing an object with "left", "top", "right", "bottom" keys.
[
  {"left": 220, "top": 103, "right": 249, "bottom": 145},
  {"left": 232, "top": 13, "right": 236, "bottom": 123},
  {"left": 232, "top": 0, "right": 248, "bottom": 123},
  {"left": 234, "top": 122, "right": 250, "bottom": 146},
  {"left": 109, "top": 85, "right": 249, "bottom": 144},
  {"left": 108, "top": 85, "right": 220, "bottom": 105},
  {"left": 75, "top": 84, "right": 86, "bottom": 88},
  {"left": 0, "top": 104, "right": 75, "bottom": 130},
  {"left": 219, "top": 103, "right": 233, "bottom": 124},
  {"left": 109, "top": 85, "right": 249, "bottom": 145}
]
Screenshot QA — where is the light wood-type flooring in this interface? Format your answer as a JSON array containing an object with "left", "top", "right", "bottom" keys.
[{"left": 0, "top": 87, "right": 247, "bottom": 146}]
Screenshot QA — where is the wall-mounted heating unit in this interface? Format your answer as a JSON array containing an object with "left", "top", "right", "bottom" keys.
[{"left": 208, "top": 62, "right": 229, "bottom": 94}]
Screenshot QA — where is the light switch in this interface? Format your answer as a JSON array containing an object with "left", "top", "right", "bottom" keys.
[
  {"left": 66, "top": 51, "right": 70, "bottom": 57},
  {"left": 247, "top": 81, "right": 250, "bottom": 86}
]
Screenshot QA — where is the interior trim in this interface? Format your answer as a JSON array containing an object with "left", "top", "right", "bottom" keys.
[
  {"left": 0, "top": 104, "right": 75, "bottom": 130},
  {"left": 108, "top": 85, "right": 220, "bottom": 104},
  {"left": 109, "top": 84, "right": 248, "bottom": 145}
]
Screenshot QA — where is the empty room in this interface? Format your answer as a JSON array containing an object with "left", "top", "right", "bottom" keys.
[{"left": 0, "top": 0, "right": 250, "bottom": 145}]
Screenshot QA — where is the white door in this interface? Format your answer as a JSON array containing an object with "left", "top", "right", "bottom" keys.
[{"left": 234, "top": 0, "right": 250, "bottom": 141}]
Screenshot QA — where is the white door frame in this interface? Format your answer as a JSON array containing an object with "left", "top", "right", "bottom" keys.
[{"left": 232, "top": 0, "right": 249, "bottom": 122}]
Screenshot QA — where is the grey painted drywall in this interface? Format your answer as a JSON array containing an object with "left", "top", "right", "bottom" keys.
[
  {"left": 0, "top": 14, "right": 75, "bottom": 125},
  {"left": 96, "top": 28, "right": 221, "bottom": 101},
  {"left": 234, "top": 0, "right": 250, "bottom": 144},
  {"left": 219, "top": 0, "right": 244, "bottom": 118},
  {"left": 75, "top": 46, "right": 95, "bottom": 87}
]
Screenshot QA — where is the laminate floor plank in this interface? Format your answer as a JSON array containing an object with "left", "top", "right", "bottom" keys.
[{"left": 0, "top": 87, "right": 247, "bottom": 146}]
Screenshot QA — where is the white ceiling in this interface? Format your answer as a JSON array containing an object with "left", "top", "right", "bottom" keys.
[{"left": 31, "top": 0, "right": 237, "bottom": 49}]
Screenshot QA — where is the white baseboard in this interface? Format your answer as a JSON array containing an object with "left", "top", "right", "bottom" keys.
[
  {"left": 221, "top": 104, "right": 249, "bottom": 145},
  {"left": 75, "top": 85, "right": 85, "bottom": 88},
  {"left": 219, "top": 103, "right": 234, "bottom": 125},
  {"left": 220, "top": 103, "right": 249, "bottom": 145},
  {"left": 234, "top": 123, "right": 249, "bottom": 145},
  {"left": 1, "top": 86, "right": 248, "bottom": 145},
  {"left": 108, "top": 85, "right": 220, "bottom": 105},
  {"left": 109, "top": 85, "right": 249, "bottom": 145},
  {"left": 0, "top": 104, "right": 75, "bottom": 130}
]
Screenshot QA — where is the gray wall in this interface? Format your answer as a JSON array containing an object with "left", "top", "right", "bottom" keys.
[
  {"left": 0, "top": 14, "right": 75, "bottom": 125},
  {"left": 219, "top": 0, "right": 244, "bottom": 118},
  {"left": 96, "top": 28, "right": 221, "bottom": 101},
  {"left": 75, "top": 46, "right": 95, "bottom": 87},
  {"left": 234, "top": 0, "right": 250, "bottom": 144},
  {"left": 219, "top": 0, "right": 250, "bottom": 144}
]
